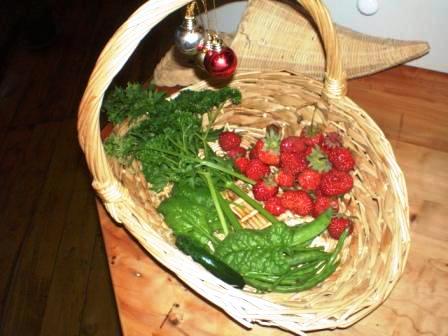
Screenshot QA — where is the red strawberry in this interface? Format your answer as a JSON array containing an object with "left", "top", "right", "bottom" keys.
[
  {"left": 258, "top": 128, "right": 281, "bottom": 166},
  {"left": 234, "top": 157, "right": 250, "bottom": 173},
  {"left": 227, "top": 146, "right": 246, "bottom": 159},
  {"left": 276, "top": 170, "right": 295, "bottom": 188},
  {"left": 249, "top": 139, "right": 264, "bottom": 159},
  {"left": 327, "top": 217, "right": 353, "bottom": 239},
  {"left": 313, "top": 196, "right": 339, "bottom": 218},
  {"left": 219, "top": 131, "right": 241, "bottom": 151},
  {"left": 305, "top": 133, "right": 323, "bottom": 147},
  {"left": 323, "top": 132, "right": 343, "bottom": 151},
  {"left": 280, "top": 152, "right": 308, "bottom": 175},
  {"left": 301, "top": 125, "right": 323, "bottom": 147},
  {"left": 252, "top": 180, "right": 278, "bottom": 201},
  {"left": 297, "top": 169, "right": 321, "bottom": 191},
  {"left": 264, "top": 196, "right": 286, "bottom": 216},
  {"left": 245, "top": 159, "right": 270, "bottom": 181},
  {"left": 320, "top": 170, "right": 354, "bottom": 196},
  {"left": 328, "top": 147, "right": 355, "bottom": 172},
  {"left": 258, "top": 146, "right": 280, "bottom": 166},
  {"left": 281, "top": 190, "right": 314, "bottom": 216},
  {"left": 280, "top": 136, "right": 306, "bottom": 154}
]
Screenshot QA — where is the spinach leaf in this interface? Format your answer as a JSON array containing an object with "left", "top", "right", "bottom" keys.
[{"left": 158, "top": 183, "right": 221, "bottom": 250}]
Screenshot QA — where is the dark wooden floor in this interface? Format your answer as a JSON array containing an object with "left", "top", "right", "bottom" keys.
[{"left": 0, "top": 1, "right": 181, "bottom": 335}]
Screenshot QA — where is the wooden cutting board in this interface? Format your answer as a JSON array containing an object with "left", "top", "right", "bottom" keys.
[{"left": 97, "top": 66, "right": 448, "bottom": 336}]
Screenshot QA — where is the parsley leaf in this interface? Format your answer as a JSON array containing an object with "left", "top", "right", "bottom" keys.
[{"left": 103, "top": 84, "right": 241, "bottom": 192}]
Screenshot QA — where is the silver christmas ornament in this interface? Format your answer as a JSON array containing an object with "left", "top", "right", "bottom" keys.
[
  {"left": 174, "top": 3, "right": 204, "bottom": 56},
  {"left": 195, "top": 32, "right": 213, "bottom": 70}
]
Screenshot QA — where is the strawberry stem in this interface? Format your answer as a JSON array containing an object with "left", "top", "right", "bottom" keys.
[{"left": 310, "top": 106, "right": 316, "bottom": 132}]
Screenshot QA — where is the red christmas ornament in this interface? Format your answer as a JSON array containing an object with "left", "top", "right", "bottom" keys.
[{"left": 204, "top": 38, "right": 237, "bottom": 78}]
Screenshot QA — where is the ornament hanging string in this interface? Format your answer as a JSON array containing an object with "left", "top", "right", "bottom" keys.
[
  {"left": 211, "top": 0, "right": 218, "bottom": 36},
  {"left": 200, "top": 0, "right": 218, "bottom": 35},
  {"left": 198, "top": 0, "right": 211, "bottom": 33}
]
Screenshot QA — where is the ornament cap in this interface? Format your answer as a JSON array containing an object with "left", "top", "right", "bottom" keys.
[
  {"left": 185, "top": 1, "right": 196, "bottom": 17},
  {"left": 211, "top": 37, "right": 224, "bottom": 53},
  {"left": 181, "top": 16, "right": 199, "bottom": 31},
  {"left": 195, "top": 32, "right": 213, "bottom": 70}
]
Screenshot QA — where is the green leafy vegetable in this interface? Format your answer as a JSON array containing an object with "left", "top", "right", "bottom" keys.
[
  {"left": 242, "top": 230, "right": 349, "bottom": 293},
  {"left": 158, "top": 183, "right": 221, "bottom": 250},
  {"left": 218, "top": 246, "right": 330, "bottom": 276},
  {"left": 103, "top": 83, "right": 166, "bottom": 125},
  {"left": 215, "top": 210, "right": 333, "bottom": 274},
  {"left": 104, "top": 84, "right": 242, "bottom": 191}
]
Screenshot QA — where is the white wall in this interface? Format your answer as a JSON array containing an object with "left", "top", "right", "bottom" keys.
[{"left": 208, "top": 1, "right": 447, "bottom": 73}]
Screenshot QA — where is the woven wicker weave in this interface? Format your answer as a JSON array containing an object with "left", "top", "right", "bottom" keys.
[
  {"left": 153, "top": 0, "right": 429, "bottom": 87},
  {"left": 232, "top": 0, "right": 429, "bottom": 79},
  {"left": 78, "top": 0, "right": 410, "bottom": 334}
]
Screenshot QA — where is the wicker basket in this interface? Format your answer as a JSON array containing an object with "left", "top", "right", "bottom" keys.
[{"left": 77, "top": 0, "right": 410, "bottom": 334}]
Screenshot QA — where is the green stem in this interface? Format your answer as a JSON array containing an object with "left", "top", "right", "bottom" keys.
[
  {"left": 290, "top": 209, "right": 333, "bottom": 246},
  {"left": 202, "top": 172, "right": 229, "bottom": 236},
  {"left": 200, "top": 161, "right": 256, "bottom": 185},
  {"left": 197, "top": 223, "right": 220, "bottom": 247},
  {"left": 142, "top": 145, "right": 255, "bottom": 185},
  {"left": 269, "top": 268, "right": 293, "bottom": 291},
  {"left": 202, "top": 136, "right": 210, "bottom": 160},
  {"left": 217, "top": 193, "right": 242, "bottom": 231},
  {"left": 143, "top": 145, "right": 183, "bottom": 158},
  {"left": 145, "top": 154, "right": 178, "bottom": 167},
  {"left": 225, "top": 182, "right": 283, "bottom": 226},
  {"left": 310, "top": 106, "right": 316, "bottom": 132},
  {"left": 167, "top": 137, "right": 186, "bottom": 154},
  {"left": 328, "top": 228, "right": 349, "bottom": 265},
  {"left": 200, "top": 123, "right": 212, "bottom": 160}
]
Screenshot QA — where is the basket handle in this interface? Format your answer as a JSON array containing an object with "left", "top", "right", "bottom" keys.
[
  {"left": 78, "top": 0, "right": 347, "bottom": 213},
  {"left": 297, "top": 0, "right": 347, "bottom": 98}
]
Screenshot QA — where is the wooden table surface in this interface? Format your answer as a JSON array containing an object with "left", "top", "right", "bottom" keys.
[{"left": 96, "top": 66, "right": 448, "bottom": 336}]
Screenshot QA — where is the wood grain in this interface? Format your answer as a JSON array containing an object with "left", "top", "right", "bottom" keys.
[
  {"left": 39, "top": 159, "right": 98, "bottom": 336},
  {"left": 1, "top": 121, "right": 81, "bottom": 334},
  {"left": 97, "top": 66, "right": 448, "bottom": 336},
  {"left": 79, "top": 230, "right": 122, "bottom": 336},
  {"left": 348, "top": 66, "right": 448, "bottom": 152},
  {"left": 0, "top": 0, "right": 181, "bottom": 334},
  {"left": 0, "top": 123, "right": 60, "bottom": 316}
]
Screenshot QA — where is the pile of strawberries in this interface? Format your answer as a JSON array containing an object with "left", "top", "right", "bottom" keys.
[{"left": 218, "top": 125, "right": 355, "bottom": 239}]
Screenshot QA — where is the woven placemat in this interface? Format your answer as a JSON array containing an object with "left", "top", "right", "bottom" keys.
[{"left": 153, "top": 0, "right": 429, "bottom": 87}]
